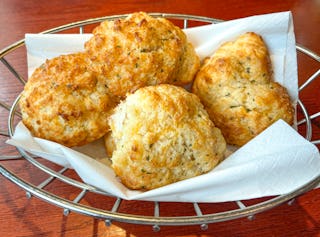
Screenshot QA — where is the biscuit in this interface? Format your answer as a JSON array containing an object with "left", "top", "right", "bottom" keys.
[
  {"left": 192, "top": 32, "right": 294, "bottom": 146},
  {"left": 108, "top": 84, "right": 226, "bottom": 190},
  {"left": 85, "top": 12, "right": 200, "bottom": 99},
  {"left": 104, "top": 131, "right": 115, "bottom": 158},
  {"left": 20, "top": 53, "right": 115, "bottom": 147}
]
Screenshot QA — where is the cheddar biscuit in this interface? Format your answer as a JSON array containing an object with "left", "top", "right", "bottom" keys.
[
  {"left": 192, "top": 32, "right": 294, "bottom": 146},
  {"left": 20, "top": 53, "right": 115, "bottom": 147},
  {"left": 108, "top": 84, "right": 226, "bottom": 190},
  {"left": 85, "top": 12, "right": 200, "bottom": 99}
]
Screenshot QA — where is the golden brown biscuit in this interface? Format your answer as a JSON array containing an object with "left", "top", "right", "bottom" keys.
[
  {"left": 20, "top": 53, "right": 115, "bottom": 147},
  {"left": 192, "top": 32, "right": 294, "bottom": 146},
  {"left": 85, "top": 12, "right": 200, "bottom": 99},
  {"left": 108, "top": 84, "right": 226, "bottom": 190}
]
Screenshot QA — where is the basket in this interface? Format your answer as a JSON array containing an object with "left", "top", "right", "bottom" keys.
[{"left": 0, "top": 13, "right": 319, "bottom": 231}]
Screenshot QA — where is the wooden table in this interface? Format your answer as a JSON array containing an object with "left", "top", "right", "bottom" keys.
[{"left": 0, "top": 0, "right": 319, "bottom": 236}]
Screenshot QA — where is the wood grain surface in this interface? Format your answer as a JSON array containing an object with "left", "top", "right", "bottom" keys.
[{"left": 0, "top": 0, "right": 319, "bottom": 236}]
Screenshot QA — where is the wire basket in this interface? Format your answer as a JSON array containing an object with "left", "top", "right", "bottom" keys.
[{"left": 0, "top": 13, "right": 320, "bottom": 231}]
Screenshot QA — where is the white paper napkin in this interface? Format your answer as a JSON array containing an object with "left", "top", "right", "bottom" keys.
[
  {"left": 7, "top": 11, "right": 320, "bottom": 202},
  {"left": 8, "top": 120, "right": 320, "bottom": 202}
]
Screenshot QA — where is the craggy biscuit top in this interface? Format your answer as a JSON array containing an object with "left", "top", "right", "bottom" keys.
[
  {"left": 20, "top": 53, "right": 115, "bottom": 147},
  {"left": 85, "top": 12, "right": 199, "bottom": 98},
  {"left": 192, "top": 32, "right": 294, "bottom": 146},
  {"left": 109, "top": 84, "right": 226, "bottom": 190}
]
